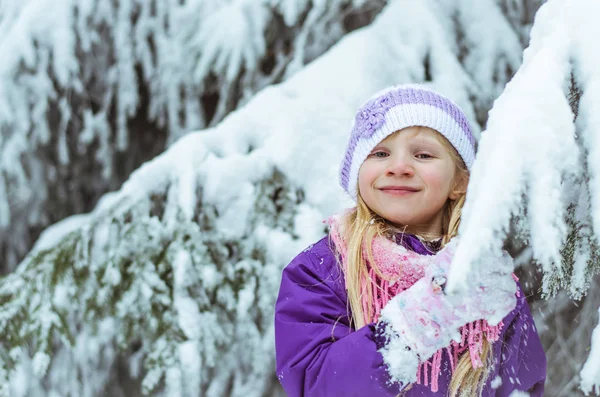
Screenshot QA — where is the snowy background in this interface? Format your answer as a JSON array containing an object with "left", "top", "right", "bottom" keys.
[{"left": 0, "top": 0, "right": 599, "bottom": 396}]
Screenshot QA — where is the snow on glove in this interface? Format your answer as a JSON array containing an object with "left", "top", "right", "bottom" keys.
[{"left": 376, "top": 240, "right": 517, "bottom": 386}]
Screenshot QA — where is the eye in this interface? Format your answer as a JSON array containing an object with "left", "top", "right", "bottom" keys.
[
  {"left": 415, "top": 152, "right": 434, "bottom": 159},
  {"left": 370, "top": 150, "right": 389, "bottom": 158}
]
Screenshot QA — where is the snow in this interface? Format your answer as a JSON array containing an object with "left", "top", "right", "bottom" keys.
[
  {"left": 438, "top": 0, "right": 523, "bottom": 105},
  {"left": 178, "top": 340, "right": 202, "bottom": 397},
  {"left": 447, "top": 0, "right": 578, "bottom": 294},
  {"left": 196, "top": 0, "right": 494, "bottom": 223},
  {"left": 31, "top": 352, "right": 50, "bottom": 379},
  {"left": 5, "top": 0, "right": 528, "bottom": 393},
  {"left": 173, "top": 250, "right": 203, "bottom": 340},
  {"left": 11, "top": 0, "right": 600, "bottom": 395},
  {"left": 8, "top": 359, "right": 30, "bottom": 397},
  {"left": 0, "top": 0, "right": 379, "bottom": 273},
  {"left": 443, "top": 0, "right": 600, "bottom": 390},
  {"left": 64, "top": 0, "right": 494, "bottom": 255},
  {"left": 32, "top": 214, "right": 91, "bottom": 252},
  {"left": 508, "top": 391, "right": 529, "bottom": 397},
  {"left": 190, "top": 0, "right": 268, "bottom": 82},
  {"left": 581, "top": 308, "right": 600, "bottom": 395},
  {"left": 165, "top": 366, "right": 183, "bottom": 397},
  {"left": 491, "top": 375, "right": 502, "bottom": 389}
]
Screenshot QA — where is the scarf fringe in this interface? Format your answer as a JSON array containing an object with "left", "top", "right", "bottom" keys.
[
  {"left": 327, "top": 215, "right": 506, "bottom": 393},
  {"left": 415, "top": 319, "right": 504, "bottom": 392},
  {"left": 369, "top": 263, "right": 504, "bottom": 391}
]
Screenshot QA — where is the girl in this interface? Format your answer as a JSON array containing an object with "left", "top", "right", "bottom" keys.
[{"left": 274, "top": 85, "right": 546, "bottom": 396}]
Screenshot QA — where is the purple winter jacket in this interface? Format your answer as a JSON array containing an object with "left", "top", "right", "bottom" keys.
[{"left": 274, "top": 235, "right": 546, "bottom": 396}]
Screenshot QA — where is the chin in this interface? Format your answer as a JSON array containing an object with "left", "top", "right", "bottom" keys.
[{"left": 381, "top": 216, "right": 416, "bottom": 228}]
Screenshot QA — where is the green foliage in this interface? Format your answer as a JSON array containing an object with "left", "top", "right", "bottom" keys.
[
  {"left": 539, "top": 77, "right": 600, "bottom": 299},
  {"left": 543, "top": 202, "right": 600, "bottom": 299},
  {"left": 0, "top": 167, "right": 301, "bottom": 396}
]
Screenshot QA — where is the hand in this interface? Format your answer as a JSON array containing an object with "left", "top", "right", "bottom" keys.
[
  {"left": 376, "top": 240, "right": 517, "bottom": 385},
  {"left": 430, "top": 240, "right": 517, "bottom": 326}
]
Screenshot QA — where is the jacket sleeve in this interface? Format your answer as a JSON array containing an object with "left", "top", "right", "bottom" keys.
[
  {"left": 274, "top": 245, "right": 402, "bottom": 397},
  {"left": 495, "top": 284, "right": 547, "bottom": 396}
]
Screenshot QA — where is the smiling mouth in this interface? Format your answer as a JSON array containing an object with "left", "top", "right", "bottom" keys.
[{"left": 378, "top": 187, "right": 420, "bottom": 195}]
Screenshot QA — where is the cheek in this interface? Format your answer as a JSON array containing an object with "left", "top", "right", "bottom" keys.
[
  {"left": 423, "top": 168, "right": 454, "bottom": 192},
  {"left": 358, "top": 163, "right": 379, "bottom": 188},
  {"left": 422, "top": 170, "right": 445, "bottom": 186}
]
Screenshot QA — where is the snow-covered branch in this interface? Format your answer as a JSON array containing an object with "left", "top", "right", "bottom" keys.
[
  {"left": 581, "top": 308, "right": 600, "bottom": 395},
  {"left": 0, "top": 0, "right": 383, "bottom": 272},
  {"left": 449, "top": 0, "right": 600, "bottom": 392},
  {"left": 0, "top": 0, "right": 535, "bottom": 395}
]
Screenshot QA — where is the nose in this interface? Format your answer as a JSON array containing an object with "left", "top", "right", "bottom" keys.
[{"left": 385, "top": 154, "right": 414, "bottom": 177}]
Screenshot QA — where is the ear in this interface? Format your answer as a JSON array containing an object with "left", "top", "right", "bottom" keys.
[{"left": 449, "top": 174, "right": 468, "bottom": 200}]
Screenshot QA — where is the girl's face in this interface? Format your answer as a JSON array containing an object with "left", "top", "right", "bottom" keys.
[{"left": 358, "top": 126, "right": 464, "bottom": 237}]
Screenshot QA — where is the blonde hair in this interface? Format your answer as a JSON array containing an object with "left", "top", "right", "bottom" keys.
[{"left": 337, "top": 130, "right": 492, "bottom": 396}]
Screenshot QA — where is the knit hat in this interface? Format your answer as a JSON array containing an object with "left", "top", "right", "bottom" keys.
[{"left": 339, "top": 84, "right": 476, "bottom": 200}]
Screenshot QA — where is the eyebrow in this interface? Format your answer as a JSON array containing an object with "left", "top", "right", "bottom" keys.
[
  {"left": 374, "top": 133, "right": 444, "bottom": 150},
  {"left": 408, "top": 137, "right": 441, "bottom": 148},
  {"left": 370, "top": 143, "right": 389, "bottom": 151},
  {"left": 411, "top": 133, "right": 440, "bottom": 143}
]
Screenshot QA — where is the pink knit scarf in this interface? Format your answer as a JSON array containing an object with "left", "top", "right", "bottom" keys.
[{"left": 327, "top": 215, "right": 508, "bottom": 392}]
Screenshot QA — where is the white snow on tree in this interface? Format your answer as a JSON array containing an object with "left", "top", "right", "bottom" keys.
[
  {"left": 445, "top": 0, "right": 600, "bottom": 394},
  {"left": 0, "top": 0, "right": 383, "bottom": 273},
  {"left": 4, "top": 0, "right": 584, "bottom": 396},
  {"left": 495, "top": 0, "right": 545, "bottom": 46}
]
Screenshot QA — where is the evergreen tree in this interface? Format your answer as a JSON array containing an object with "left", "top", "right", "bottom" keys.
[
  {"left": 0, "top": 0, "right": 383, "bottom": 273},
  {"left": 448, "top": 0, "right": 600, "bottom": 394},
  {"left": 10, "top": 0, "right": 600, "bottom": 396}
]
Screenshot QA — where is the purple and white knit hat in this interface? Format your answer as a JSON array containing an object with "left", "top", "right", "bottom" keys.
[{"left": 339, "top": 84, "right": 476, "bottom": 200}]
